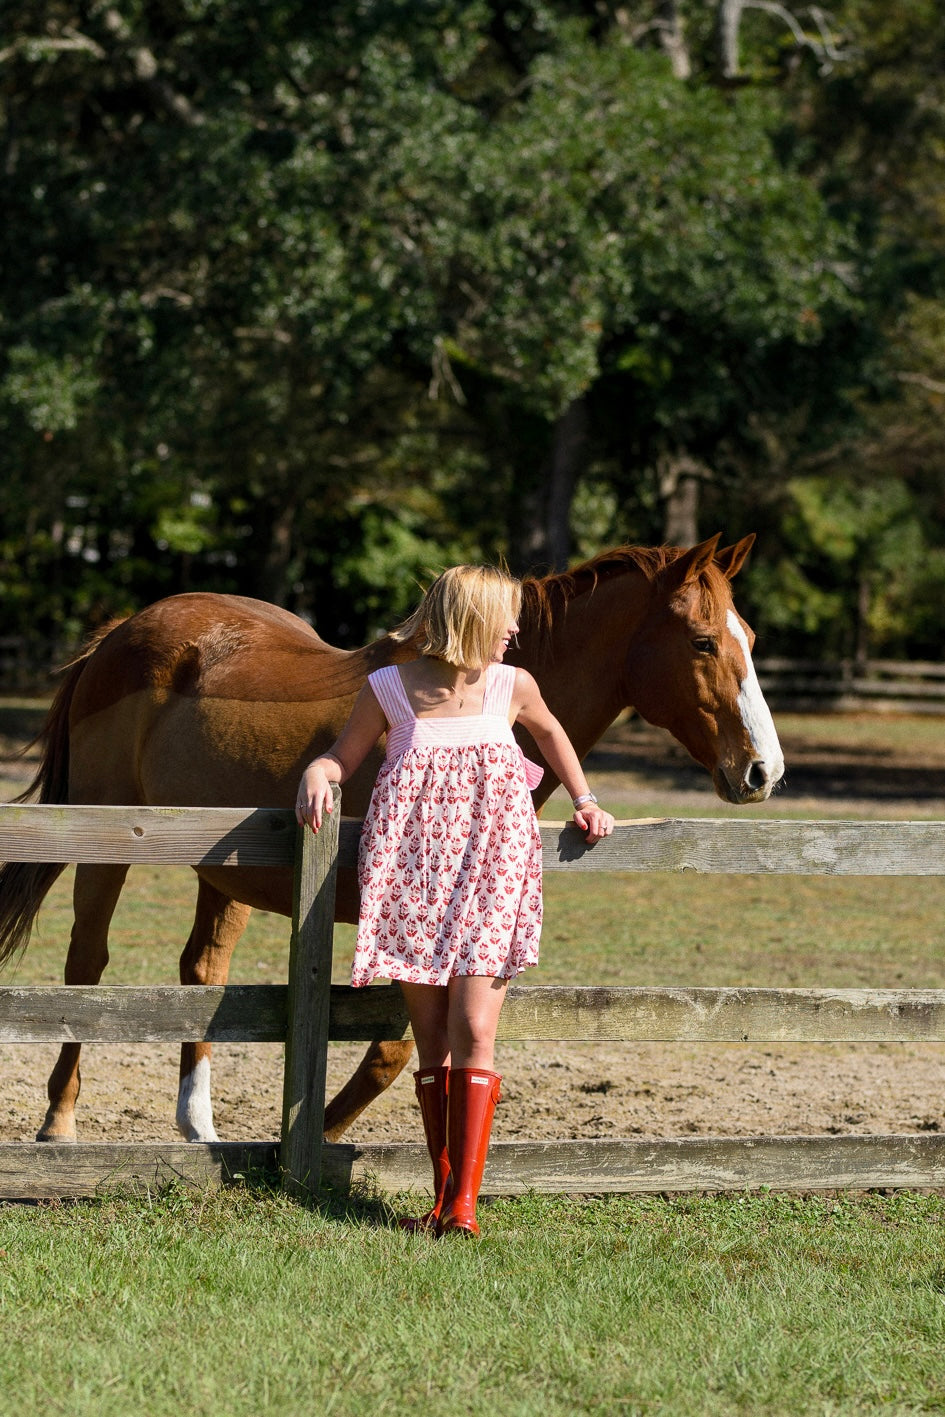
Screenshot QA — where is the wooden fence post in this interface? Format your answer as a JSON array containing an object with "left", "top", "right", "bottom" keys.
[{"left": 280, "top": 787, "right": 341, "bottom": 1198}]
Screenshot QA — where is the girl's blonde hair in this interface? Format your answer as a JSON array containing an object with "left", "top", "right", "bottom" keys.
[{"left": 392, "top": 565, "right": 522, "bottom": 669}]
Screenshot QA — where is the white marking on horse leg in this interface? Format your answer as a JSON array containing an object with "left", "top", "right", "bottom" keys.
[
  {"left": 176, "top": 1057, "right": 219, "bottom": 1142},
  {"left": 726, "top": 611, "right": 785, "bottom": 783}
]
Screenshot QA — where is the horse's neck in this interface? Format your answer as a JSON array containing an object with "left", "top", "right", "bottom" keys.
[{"left": 517, "top": 571, "right": 649, "bottom": 768}]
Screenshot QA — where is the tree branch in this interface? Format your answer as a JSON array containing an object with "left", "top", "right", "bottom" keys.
[
  {"left": 896, "top": 371, "right": 945, "bottom": 396},
  {"left": 0, "top": 29, "right": 106, "bottom": 65},
  {"left": 99, "top": 7, "right": 203, "bottom": 125},
  {"left": 718, "top": 0, "right": 851, "bottom": 80}
]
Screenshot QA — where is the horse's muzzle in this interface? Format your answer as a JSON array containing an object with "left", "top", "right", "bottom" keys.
[{"left": 713, "top": 755, "right": 785, "bottom": 805}]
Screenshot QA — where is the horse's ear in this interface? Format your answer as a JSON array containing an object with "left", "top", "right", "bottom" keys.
[
  {"left": 661, "top": 534, "right": 722, "bottom": 592},
  {"left": 714, "top": 533, "right": 756, "bottom": 581}
]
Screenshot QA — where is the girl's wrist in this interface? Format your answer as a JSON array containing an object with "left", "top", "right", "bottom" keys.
[{"left": 572, "top": 792, "right": 598, "bottom": 808}]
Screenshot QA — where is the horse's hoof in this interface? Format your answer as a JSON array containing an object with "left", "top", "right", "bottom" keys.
[
  {"left": 35, "top": 1126, "right": 77, "bottom": 1144},
  {"left": 175, "top": 1117, "right": 221, "bottom": 1143}
]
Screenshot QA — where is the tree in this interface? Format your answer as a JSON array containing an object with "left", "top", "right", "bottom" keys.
[{"left": 1, "top": 1, "right": 939, "bottom": 660}]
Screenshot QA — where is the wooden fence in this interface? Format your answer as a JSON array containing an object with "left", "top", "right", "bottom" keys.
[
  {"left": 755, "top": 657, "right": 945, "bottom": 714},
  {"left": 2, "top": 802, "right": 945, "bottom": 1201}
]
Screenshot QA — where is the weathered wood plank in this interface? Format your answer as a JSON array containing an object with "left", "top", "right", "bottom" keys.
[
  {"left": 0, "top": 985, "right": 288, "bottom": 1042},
  {"left": 328, "top": 983, "right": 411, "bottom": 1040},
  {"left": 4, "top": 805, "right": 945, "bottom": 876},
  {"left": 281, "top": 794, "right": 340, "bottom": 1198},
  {"left": 759, "top": 676, "right": 945, "bottom": 700},
  {"left": 323, "top": 1134, "right": 945, "bottom": 1195},
  {"left": 343, "top": 816, "right": 945, "bottom": 874},
  {"left": 0, "top": 804, "right": 297, "bottom": 865},
  {"left": 3, "top": 1135, "right": 945, "bottom": 1201},
  {"left": 6, "top": 983, "right": 945, "bottom": 1044},
  {"left": 328, "top": 983, "right": 945, "bottom": 1043},
  {"left": 0, "top": 1142, "right": 278, "bottom": 1199},
  {"left": 538, "top": 818, "right": 945, "bottom": 875},
  {"left": 498, "top": 985, "right": 945, "bottom": 1043}
]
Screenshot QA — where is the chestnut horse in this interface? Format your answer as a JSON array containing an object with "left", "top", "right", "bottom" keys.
[{"left": 0, "top": 535, "right": 783, "bottom": 1145}]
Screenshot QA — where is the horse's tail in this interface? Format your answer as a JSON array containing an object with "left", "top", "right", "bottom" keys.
[{"left": 0, "top": 620, "right": 124, "bottom": 967}]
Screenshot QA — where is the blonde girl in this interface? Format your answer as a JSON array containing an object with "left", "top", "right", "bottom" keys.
[{"left": 296, "top": 566, "right": 613, "bottom": 1235}]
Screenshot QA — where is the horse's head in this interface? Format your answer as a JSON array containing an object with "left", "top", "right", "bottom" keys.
[{"left": 623, "top": 533, "right": 784, "bottom": 804}]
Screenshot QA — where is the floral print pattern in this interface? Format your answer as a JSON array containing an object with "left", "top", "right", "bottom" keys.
[{"left": 352, "top": 664, "right": 543, "bottom": 987}]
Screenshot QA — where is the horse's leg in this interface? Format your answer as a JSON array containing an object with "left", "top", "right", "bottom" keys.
[
  {"left": 37, "top": 862, "right": 129, "bottom": 1142},
  {"left": 176, "top": 877, "right": 252, "bottom": 1142},
  {"left": 323, "top": 1039, "right": 415, "bottom": 1142}
]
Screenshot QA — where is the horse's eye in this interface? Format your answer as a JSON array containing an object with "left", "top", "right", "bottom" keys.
[{"left": 692, "top": 636, "right": 717, "bottom": 654}]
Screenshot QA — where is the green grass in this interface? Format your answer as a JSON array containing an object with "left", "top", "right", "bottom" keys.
[
  {"left": 7, "top": 860, "right": 945, "bottom": 992},
  {"left": 1, "top": 1186, "right": 945, "bottom": 1416}
]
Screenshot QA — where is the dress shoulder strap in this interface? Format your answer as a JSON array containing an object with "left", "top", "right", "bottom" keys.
[
  {"left": 483, "top": 662, "right": 516, "bottom": 718},
  {"left": 367, "top": 665, "right": 414, "bottom": 725}
]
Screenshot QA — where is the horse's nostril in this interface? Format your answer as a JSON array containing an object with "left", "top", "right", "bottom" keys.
[{"left": 745, "top": 761, "right": 769, "bottom": 792}]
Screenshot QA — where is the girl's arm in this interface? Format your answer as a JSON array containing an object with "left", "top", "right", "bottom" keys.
[
  {"left": 295, "top": 682, "right": 387, "bottom": 832},
  {"left": 511, "top": 668, "right": 615, "bottom": 845}
]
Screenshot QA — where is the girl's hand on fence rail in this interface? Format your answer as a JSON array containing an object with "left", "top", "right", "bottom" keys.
[{"left": 573, "top": 805, "right": 615, "bottom": 846}]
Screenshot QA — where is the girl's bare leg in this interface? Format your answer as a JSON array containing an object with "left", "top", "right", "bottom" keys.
[
  {"left": 399, "top": 975, "right": 508, "bottom": 1069},
  {"left": 446, "top": 975, "right": 508, "bottom": 1070},
  {"left": 399, "top": 982, "right": 450, "bottom": 1068}
]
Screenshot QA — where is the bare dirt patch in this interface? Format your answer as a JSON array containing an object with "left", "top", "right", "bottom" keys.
[
  {"left": 3, "top": 713, "right": 945, "bottom": 1147},
  {"left": 4, "top": 1038, "right": 944, "bottom": 1147}
]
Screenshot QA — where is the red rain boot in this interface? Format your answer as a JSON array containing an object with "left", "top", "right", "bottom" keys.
[
  {"left": 398, "top": 1066, "right": 451, "bottom": 1234},
  {"left": 438, "top": 1067, "right": 502, "bottom": 1238}
]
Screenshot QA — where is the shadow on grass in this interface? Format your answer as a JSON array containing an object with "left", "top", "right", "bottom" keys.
[
  {"left": 586, "top": 719, "right": 945, "bottom": 804},
  {"left": 229, "top": 1163, "right": 401, "bottom": 1228},
  {"left": 0, "top": 1167, "right": 401, "bottom": 1228}
]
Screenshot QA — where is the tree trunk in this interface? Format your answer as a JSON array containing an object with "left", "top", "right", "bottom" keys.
[
  {"left": 545, "top": 396, "right": 588, "bottom": 568},
  {"left": 855, "top": 572, "right": 872, "bottom": 667},
  {"left": 255, "top": 496, "right": 297, "bottom": 606},
  {"left": 659, "top": 453, "right": 703, "bottom": 545},
  {"left": 658, "top": 0, "right": 692, "bottom": 80},
  {"left": 716, "top": 0, "right": 745, "bottom": 80},
  {"left": 510, "top": 396, "right": 588, "bottom": 572}
]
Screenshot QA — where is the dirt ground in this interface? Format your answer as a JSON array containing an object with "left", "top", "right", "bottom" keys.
[{"left": 3, "top": 716, "right": 945, "bottom": 1147}]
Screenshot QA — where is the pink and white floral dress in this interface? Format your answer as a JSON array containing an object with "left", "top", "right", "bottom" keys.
[{"left": 351, "top": 662, "right": 543, "bottom": 988}]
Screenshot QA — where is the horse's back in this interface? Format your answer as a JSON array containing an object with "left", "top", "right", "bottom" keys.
[
  {"left": 65, "top": 593, "right": 392, "bottom": 811},
  {"left": 71, "top": 593, "right": 338, "bottom": 711}
]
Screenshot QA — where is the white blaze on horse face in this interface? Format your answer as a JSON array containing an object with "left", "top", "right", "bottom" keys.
[
  {"left": 726, "top": 611, "right": 784, "bottom": 781},
  {"left": 176, "top": 1057, "right": 219, "bottom": 1143}
]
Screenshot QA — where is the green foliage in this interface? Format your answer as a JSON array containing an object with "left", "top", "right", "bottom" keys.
[
  {"left": 0, "top": 2, "right": 942, "bottom": 659},
  {"left": 745, "top": 474, "right": 942, "bottom": 657},
  {"left": 0, "top": 346, "right": 101, "bottom": 434}
]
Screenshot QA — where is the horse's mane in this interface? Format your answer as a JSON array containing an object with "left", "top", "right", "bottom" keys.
[{"left": 522, "top": 543, "right": 712, "bottom": 629}]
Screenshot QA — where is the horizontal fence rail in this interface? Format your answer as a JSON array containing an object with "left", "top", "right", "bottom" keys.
[
  {"left": 320, "top": 1134, "right": 945, "bottom": 1197},
  {"left": 0, "top": 804, "right": 298, "bottom": 865},
  {"left": 6, "top": 983, "right": 945, "bottom": 1045},
  {"left": 3, "top": 803, "right": 945, "bottom": 1200},
  {"left": 0, "top": 1142, "right": 280, "bottom": 1200},
  {"left": 5, "top": 805, "right": 945, "bottom": 876},
  {"left": 7, "top": 1135, "right": 945, "bottom": 1202},
  {"left": 756, "top": 657, "right": 945, "bottom": 715}
]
